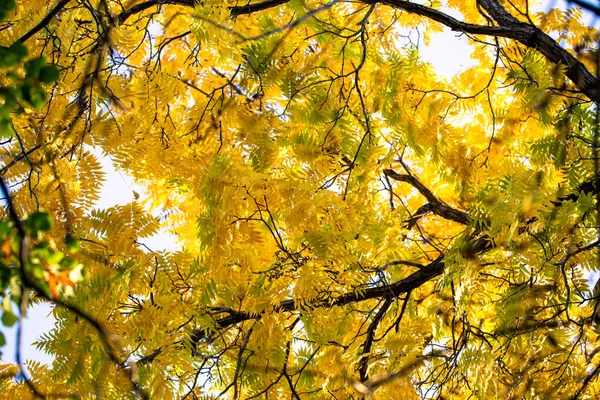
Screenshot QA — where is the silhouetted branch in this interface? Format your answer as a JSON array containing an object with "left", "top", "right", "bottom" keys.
[{"left": 568, "top": 0, "right": 600, "bottom": 16}]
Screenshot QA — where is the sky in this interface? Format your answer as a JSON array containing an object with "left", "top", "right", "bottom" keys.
[{"left": 0, "top": 0, "right": 596, "bottom": 374}]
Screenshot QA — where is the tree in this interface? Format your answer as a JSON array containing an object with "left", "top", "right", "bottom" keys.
[{"left": 1, "top": 0, "right": 600, "bottom": 398}]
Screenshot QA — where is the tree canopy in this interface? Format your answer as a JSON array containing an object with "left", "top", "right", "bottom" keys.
[{"left": 1, "top": 0, "right": 600, "bottom": 398}]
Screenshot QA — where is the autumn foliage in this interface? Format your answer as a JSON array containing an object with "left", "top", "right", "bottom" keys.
[{"left": 1, "top": 0, "right": 600, "bottom": 398}]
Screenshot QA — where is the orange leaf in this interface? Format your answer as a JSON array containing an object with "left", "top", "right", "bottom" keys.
[
  {"left": 48, "top": 275, "right": 58, "bottom": 298},
  {"left": 1, "top": 240, "right": 10, "bottom": 257}
]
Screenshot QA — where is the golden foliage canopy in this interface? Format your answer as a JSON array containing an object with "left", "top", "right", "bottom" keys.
[{"left": 1, "top": 0, "right": 600, "bottom": 398}]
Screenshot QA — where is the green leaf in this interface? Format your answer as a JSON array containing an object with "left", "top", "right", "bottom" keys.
[
  {"left": 0, "top": 86, "right": 18, "bottom": 109},
  {"left": 0, "top": 330, "right": 5, "bottom": 347},
  {"left": 39, "top": 65, "right": 59, "bottom": 83},
  {"left": 0, "top": 265, "right": 12, "bottom": 291},
  {"left": 24, "top": 57, "right": 46, "bottom": 79},
  {"left": 0, "top": 221, "right": 10, "bottom": 239},
  {"left": 9, "top": 41, "right": 27, "bottom": 59},
  {"left": 1, "top": 310, "right": 18, "bottom": 327},
  {"left": 0, "top": 42, "right": 27, "bottom": 68},
  {"left": 60, "top": 258, "right": 79, "bottom": 270},
  {"left": 0, "top": 0, "right": 16, "bottom": 14},
  {"left": 64, "top": 234, "right": 80, "bottom": 253},
  {"left": 31, "top": 263, "right": 44, "bottom": 280},
  {"left": 22, "top": 84, "right": 47, "bottom": 109},
  {"left": 26, "top": 211, "right": 52, "bottom": 234},
  {"left": 0, "top": 115, "right": 13, "bottom": 139},
  {"left": 45, "top": 249, "right": 64, "bottom": 266}
]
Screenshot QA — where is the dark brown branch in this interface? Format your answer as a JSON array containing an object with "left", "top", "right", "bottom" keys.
[
  {"left": 138, "top": 348, "right": 162, "bottom": 365},
  {"left": 405, "top": 203, "right": 432, "bottom": 229},
  {"left": 394, "top": 291, "right": 411, "bottom": 332},
  {"left": 16, "top": 0, "right": 73, "bottom": 43},
  {"left": 191, "top": 255, "right": 450, "bottom": 346},
  {"left": 110, "top": 0, "right": 600, "bottom": 101},
  {"left": 572, "top": 360, "right": 600, "bottom": 399},
  {"left": 230, "top": 0, "right": 292, "bottom": 18},
  {"left": 383, "top": 169, "right": 470, "bottom": 225},
  {"left": 554, "top": 175, "right": 600, "bottom": 206},
  {"left": 0, "top": 145, "right": 42, "bottom": 176},
  {"left": 115, "top": 0, "right": 292, "bottom": 25},
  {"left": 374, "top": 0, "right": 517, "bottom": 36},
  {"left": 380, "top": 260, "right": 424, "bottom": 271},
  {"left": 371, "top": 0, "right": 600, "bottom": 102},
  {"left": 476, "top": 0, "right": 600, "bottom": 101},
  {"left": 357, "top": 298, "right": 392, "bottom": 382},
  {"left": 45, "top": 0, "right": 598, "bottom": 103},
  {"left": 115, "top": 0, "right": 194, "bottom": 25},
  {"left": 568, "top": 0, "right": 600, "bottom": 16}
]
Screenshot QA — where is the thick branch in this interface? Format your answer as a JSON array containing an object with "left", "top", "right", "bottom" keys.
[
  {"left": 568, "top": 0, "right": 600, "bottom": 16},
  {"left": 115, "top": 0, "right": 194, "bottom": 25},
  {"left": 375, "top": 0, "right": 517, "bottom": 36},
  {"left": 116, "top": 0, "right": 292, "bottom": 25},
  {"left": 191, "top": 255, "right": 448, "bottom": 345},
  {"left": 383, "top": 169, "right": 470, "bottom": 225},
  {"left": 554, "top": 175, "right": 600, "bottom": 206},
  {"left": 376, "top": 0, "right": 600, "bottom": 102},
  {"left": 230, "top": 0, "right": 292, "bottom": 17},
  {"left": 477, "top": 0, "right": 600, "bottom": 101}
]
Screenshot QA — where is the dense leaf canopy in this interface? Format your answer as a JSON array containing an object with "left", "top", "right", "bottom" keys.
[{"left": 1, "top": 0, "right": 600, "bottom": 398}]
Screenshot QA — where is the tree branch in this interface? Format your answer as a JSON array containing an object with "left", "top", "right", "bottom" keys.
[
  {"left": 230, "top": 0, "right": 292, "bottom": 18},
  {"left": 0, "top": 145, "right": 42, "bottom": 176},
  {"left": 115, "top": 0, "right": 194, "bottom": 25},
  {"left": 0, "top": 177, "right": 149, "bottom": 400},
  {"left": 571, "top": 359, "right": 600, "bottom": 399},
  {"left": 115, "top": 0, "right": 293, "bottom": 25},
  {"left": 567, "top": 0, "right": 600, "bottom": 16},
  {"left": 374, "top": 0, "right": 517, "bottom": 37},
  {"left": 374, "top": 0, "right": 600, "bottom": 102},
  {"left": 16, "top": 0, "right": 73, "bottom": 43},
  {"left": 383, "top": 168, "right": 470, "bottom": 225},
  {"left": 478, "top": 0, "right": 600, "bottom": 101},
  {"left": 357, "top": 298, "right": 392, "bottom": 382},
  {"left": 190, "top": 255, "right": 449, "bottom": 346}
]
